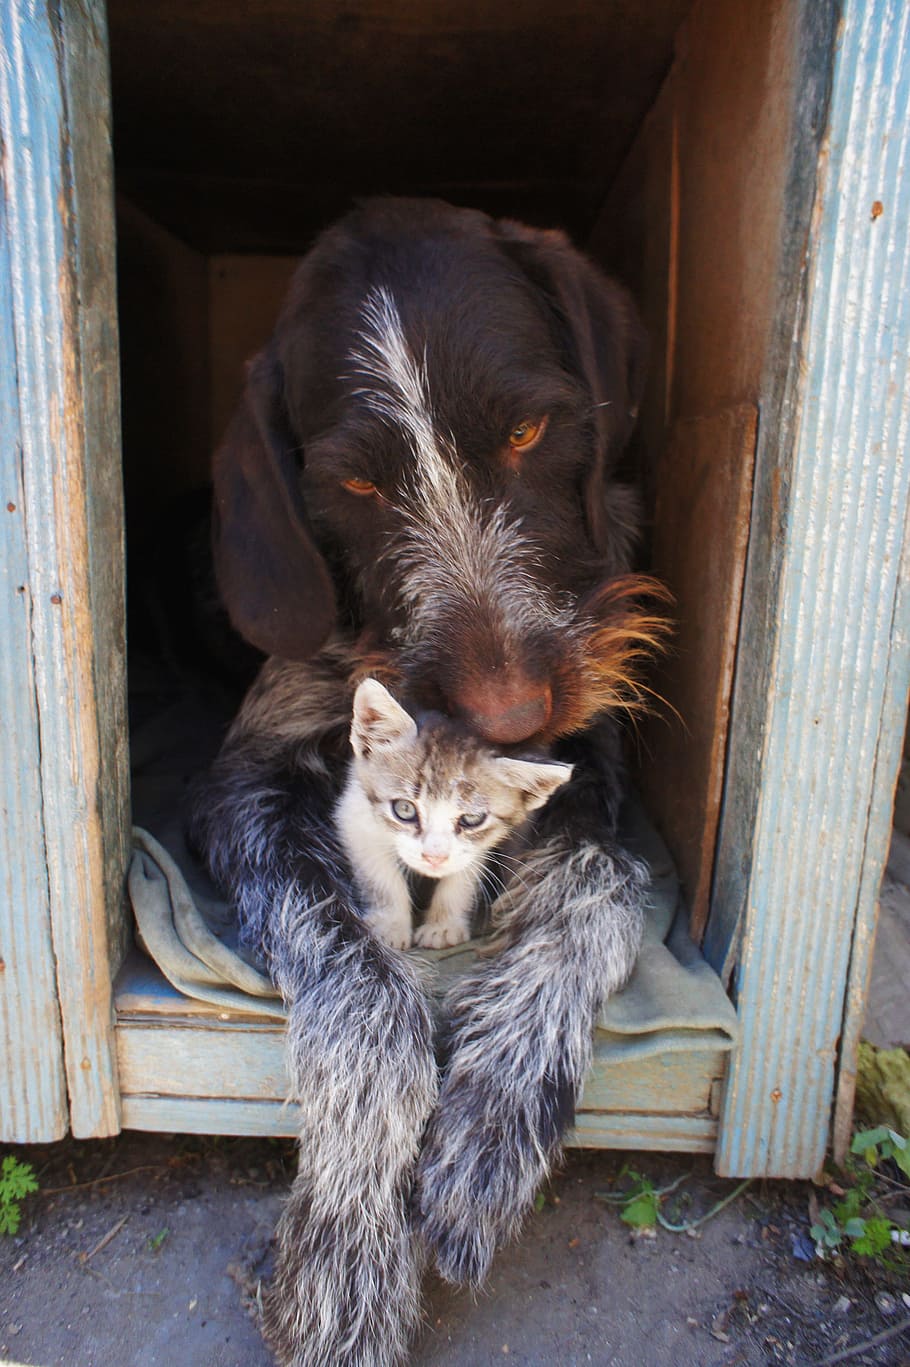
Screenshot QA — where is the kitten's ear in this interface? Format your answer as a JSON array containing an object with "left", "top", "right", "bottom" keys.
[
  {"left": 493, "top": 758, "right": 574, "bottom": 811},
  {"left": 350, "top": 678, "right": 418, "bottom": 757}
]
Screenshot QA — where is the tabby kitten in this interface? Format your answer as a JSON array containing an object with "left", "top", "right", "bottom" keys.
[{"left": 336, "top": 678, "right": 573, "bottom": 950}]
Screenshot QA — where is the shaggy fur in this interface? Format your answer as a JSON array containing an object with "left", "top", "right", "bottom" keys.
[{"left": 193, "top": 197, "right": 664, "bottom": 1366}]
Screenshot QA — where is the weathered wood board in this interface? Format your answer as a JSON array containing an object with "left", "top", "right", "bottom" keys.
[
  {"left": 639, "top": 406, "right": 758, "bottom": 938},
  {"left": 0, "top": 182, "right": 68, "bottom": 1142},
  {"left": 114, "top": 953, "right": 726, "bottom": 1147},
  {"left": 589, "top": 0, "right": 795, "bottom": 953},
  {"left": 117, "top": 198, "right": 212, "bottom": 530},
  {"left": 1, "top": 0, "right": 129, "bottom": 1140},
  {"left": 715, "top": 0, "right": 910, "bottom": 1177},
  {"left": 209, "top": 255, "right": 298, "bottom": 447}
]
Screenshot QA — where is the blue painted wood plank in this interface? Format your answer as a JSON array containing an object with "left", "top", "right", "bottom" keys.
[
  {"left": 118, "top": 1096, "right": 719, "bottom": 1150},
  {"left": 120, "top": 1096, "right": 301, "bottom": 1138},
  {"left": 114, "top": 952, "right": 727, "bottom": 1147},
  {"left": 60, "top": 2, "right": 132, "bottom": 989},
  {"left": 834, "top": 505, "right": 910, "bottom": 1157},
  {"left": 568, "top": 1113, "right": 717, "bottom": 1153},
  {"left": 0, "top": 137, "right": 68, "bottom": 1142},
  {"left": 115, "top": 1018, "right": 726, "bottom": 1123},
  {"left": 715, "top": 0, "right": 910, "bottom": 1177},
  {"left": 1, "top": 0, "right": 128, "bottom": 1138}
]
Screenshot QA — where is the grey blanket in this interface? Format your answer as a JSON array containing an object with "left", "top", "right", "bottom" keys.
[{"left": 128, "top": 780, "right": 737, "bottom": 1063}]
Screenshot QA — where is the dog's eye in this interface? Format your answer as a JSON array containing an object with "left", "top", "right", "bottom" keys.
[
  {"left": 507, "top": 417, "right": 548, "bottom": 452},
  {"left": 391, "top": 799, "right": 418, "bottom": 822},
  {"left": 342, "top": 478, "right": 379, "bottom": 496}
]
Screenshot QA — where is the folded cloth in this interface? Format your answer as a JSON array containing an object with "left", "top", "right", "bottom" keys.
[
  {"left": 130, "top": 827, "right": 284, "bottom": 1018},
  {"left": 128, "top": 791, "right": 738, "bottom": 1060}
]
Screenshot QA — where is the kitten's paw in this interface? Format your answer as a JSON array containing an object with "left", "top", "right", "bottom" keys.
[
  {"left": 367, "top": 911, "right": 413, "bottom": 951},
  {"left": 413, "top": 921, "right": 470, "bottom": 950}
]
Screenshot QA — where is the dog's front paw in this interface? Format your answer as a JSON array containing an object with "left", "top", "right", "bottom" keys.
[
  {"left": 419, "top": 1213, "right": 493, "bottom": 1285},
  {"left": 414, "top": 1065, "right": 569, "bottom": 1285},
  {"left": 413, "top": 1146, "right": 497, "bottom": 1285}
]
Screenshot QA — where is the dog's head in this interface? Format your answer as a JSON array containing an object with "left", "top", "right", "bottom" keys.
[{"left": 213, "top": 197, "right": 661, "bottom": 744}]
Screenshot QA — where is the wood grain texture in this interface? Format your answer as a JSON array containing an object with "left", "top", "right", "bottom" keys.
[
  {"left": 59, "top": 0, "right": 132, "bottom": 1006},
  {"left": 120, "top": 1096, "right": 299, "bottom": 1137},
  {"left": 117, "top": 1024, "right": 290, "bottom": 1100},
  {"left": 569, "top": 1113, "right": 717, "bottom": 1153},
  {"left": 578, "top": 1041, "right": 728, "bottom": 1115},
  {"left": 639, "top": 406, "right": 758, "bottom": 938},
  {"left": 209, "top": 255, "right": 298, "bottom": 446},
  {"left": 106, "top": 0, "right": 692, "bottom": 251},
  {"left": 118, "top": 1097, "right": 720, "bottom": 1150},
  {"left": 715, "top": 0, "right": 910, "bottom": 1178},
  {"left": 705, "top": 0, "right": 842, "bottom": 982},
  {"left": 116, "top": 1017, "right": 727, "bottom": 1122},
  {"left": 0, "top": 156, "right": 68, "bottom": 1142},
  {"left": 2, "top": 0, "right": 129, "bottom": 1139},
  {"left": 590, "top": 0, "right": 795, "bottom": 953},
  {"left": 114, "top": 956, "right": 730, "bottom": 1146},
  {"left": 832, "top": 443, "right": 910, "bottom": 1158}
]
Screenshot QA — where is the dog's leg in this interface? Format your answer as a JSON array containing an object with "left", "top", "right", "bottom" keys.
[
  {"left": 194, "top": 751, "right": 437, "bottom": 1367},
  {"left": 413, "top": 729, "right": 646, "bottom": 1286},
  {"left": 268, "top": 921, "right": 436, "bottom": 1367}
]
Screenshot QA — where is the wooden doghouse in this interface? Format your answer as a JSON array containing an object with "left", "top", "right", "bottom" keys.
[{"left": 2, "top": 0, "right": 908, "bottom": 1180}]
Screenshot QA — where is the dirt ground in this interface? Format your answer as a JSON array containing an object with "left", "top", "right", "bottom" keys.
[{"left": 2, "top": 1132, "right": 909, "bottom": 1367}]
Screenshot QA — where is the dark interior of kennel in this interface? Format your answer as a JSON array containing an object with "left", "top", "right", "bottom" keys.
[{"left": 108, "top": 0, "right": 797, "bottom": 1108}]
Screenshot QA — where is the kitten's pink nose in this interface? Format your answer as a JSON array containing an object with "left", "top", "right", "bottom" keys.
[{"left": 422, "top": 851, "right": 449, "bottom": 871}]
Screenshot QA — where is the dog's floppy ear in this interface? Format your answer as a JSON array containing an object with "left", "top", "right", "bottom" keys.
[
  {"left": 212, "top": 345, "right": 336, "bottom": 660},
  {"left": 495, "top": 220, "right": 647, "bottom": 569}
]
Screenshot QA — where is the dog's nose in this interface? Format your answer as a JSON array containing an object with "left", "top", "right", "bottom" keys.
[{"left": 457, "top": 681, "right": 553, "bottom": 744}]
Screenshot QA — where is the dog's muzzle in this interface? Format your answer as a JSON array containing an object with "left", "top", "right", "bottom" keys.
[{"left": 454, "top": 678, "right": 553, "bottom": 744}]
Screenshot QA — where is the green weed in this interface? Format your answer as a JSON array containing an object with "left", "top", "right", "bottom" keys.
[
  {"left": 0, "top": 1155, "right": 39, "bottom": 1236},
  {"left": 810, "top": 1127, "right": 910, "bottom": 1266}
]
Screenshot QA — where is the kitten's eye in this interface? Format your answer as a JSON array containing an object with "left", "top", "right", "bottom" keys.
[
  {"left": 342, "top": 477, "right": 379, "bottom": 496},
  {"left": 507, "top": 416, "right": 548, "bottom": 452},
  {"left": 391, "top": 799, "right": 418, "bottom": 822},
  {"left": 458, "top": 811, "right": 487, "bottom": 830}
]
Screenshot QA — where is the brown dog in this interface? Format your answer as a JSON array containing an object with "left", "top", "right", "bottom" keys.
[{"left": 195, "top": 197, "right": 663, "bottom": 1367}]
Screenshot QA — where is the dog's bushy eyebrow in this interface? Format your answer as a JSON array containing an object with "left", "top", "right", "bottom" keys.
[
  {"left": 304, "top": 421, "right": 384, "bottom": 463},
  {"left": 496, "top": 376, "right": 589, "bottom": 420}
]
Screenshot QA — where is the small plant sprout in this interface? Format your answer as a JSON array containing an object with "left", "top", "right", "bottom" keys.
[
  {"left": 0, "top": 1155, "right": 39, "bottom": 1236},
  {"left": 809, "top": 1128, "right": 910, "bottom": 1263},
  {"left": 850, "top": 1126, "right": 910, "bottom": 1180}
]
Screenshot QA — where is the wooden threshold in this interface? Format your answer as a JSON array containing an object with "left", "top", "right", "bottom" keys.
[{"left": 114, "top": 950, "right": 726, "bottom": 1150}]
